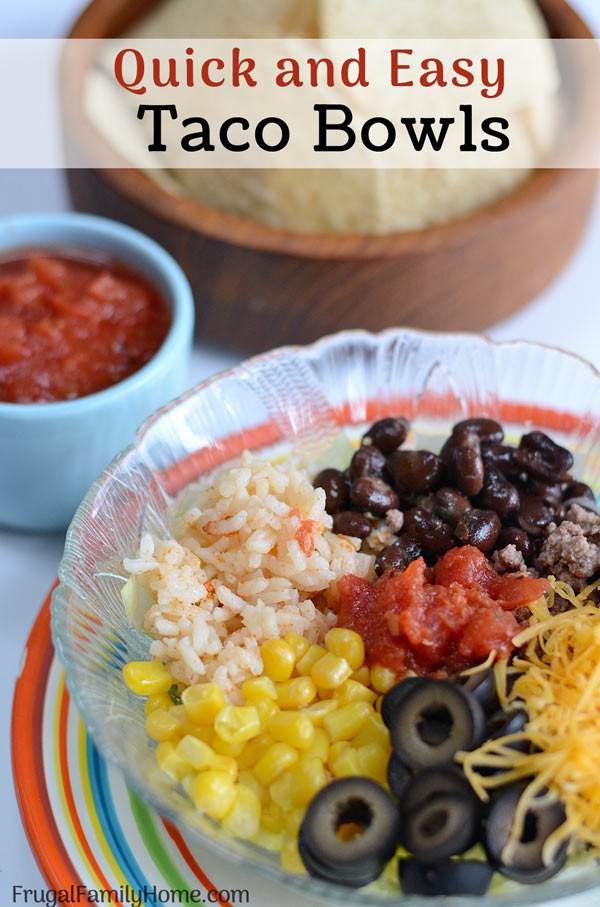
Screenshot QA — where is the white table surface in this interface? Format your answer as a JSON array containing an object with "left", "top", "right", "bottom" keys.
[{"left": 1, "top": 1, "right": 600, "bottom": 903}]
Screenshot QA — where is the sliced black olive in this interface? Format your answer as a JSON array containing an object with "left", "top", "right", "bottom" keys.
[
  {"left": 399, "top": 859, "right": 494, "bottom": 897},
  {"left": 460, "top": 667, "right": 497, "bottom": 712},
  {"left": 487, "top": 707, "right": 529, "bottom": 751},
  {"left": 401, "top": 766, "right": 475, "bottom": 815},
  {"left": 387, "top": 754, "right": 411, "bottom": 799},
  {"left": 402, "top": 792, "right": 481, "bottom": 862},
  {"left": 298, "top": 777, "right": 401, "bottom": 888},
  {"left": 389, "top": 679, "right": 486, "bottom": 770},
  {"left": 381, "top": 677, "right": 426, "bottom": 728},
  {"left": 483, "top": 782, "right": 568, "bottom": 884}
]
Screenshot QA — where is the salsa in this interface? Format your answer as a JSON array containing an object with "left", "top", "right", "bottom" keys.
[
  {"left": 0, "top": 253, "right": 171, "bottom": 403},
  {"left": 336, "top": 545, "right": 549, "bottom": 676}
]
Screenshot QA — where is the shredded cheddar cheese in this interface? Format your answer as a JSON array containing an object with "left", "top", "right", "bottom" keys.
[
  {"left": 459, "top": 576, "right": 600, "bottom": 863},
  {"left": 460, "top": 650, "right": 497, "bottom": 677}
]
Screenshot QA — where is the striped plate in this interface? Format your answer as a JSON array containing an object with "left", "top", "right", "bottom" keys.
[{"left": 12, "top": 588, "right": 313, "bottom": 907}]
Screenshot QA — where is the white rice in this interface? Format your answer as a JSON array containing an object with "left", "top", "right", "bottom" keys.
[{"left": 124, "top": 452, "right": 374, "bottom": 699}]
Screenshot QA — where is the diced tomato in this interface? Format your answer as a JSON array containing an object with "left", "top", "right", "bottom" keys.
[
  {"left": 336, "top": 545, "right": 545, "bottom": 677},
  {"left": 433, "top": 545, "right": 497, "bottom": 592},
  {"left": 296, "top": 519, "right": 318, "bottom": 557},
  {"left": 490, "top": 573, "right": 549, "bottom": 610}
]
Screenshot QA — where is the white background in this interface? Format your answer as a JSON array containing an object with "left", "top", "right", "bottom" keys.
[{"left": 1, "top": 1, "right": 600, "bottom": 903}]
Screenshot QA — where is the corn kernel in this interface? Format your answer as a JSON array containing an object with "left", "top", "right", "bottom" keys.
[
  {"left": 169, "top": 704, "right": 187, "bottom": 722},
  {"left": 333, "top": 679, "right": 377, "bottom": 706},
  {"left": 311, "top": 653, "right": 352, "bottom": 690},
  {"left": 276, "top": 677, "right": 317, "bottom": 710},
  {"left": 284, "top": 807, "right": 305, "bottom": 835},
  {"left": 192, "top": 770, "right": 236, "bottom": 819},
  {"left": 211, "top": 734, "right": 245, "bottom": 758},
  {"left": 269, "top": 771, "right": 295, "bottom": 809},
  {"left": 304, "top": 727, "right": 329, "bottom": 762},
  {"left": 123, "top": 660, "right": 173, "bottom": 696},
  {"left": 222, "top": 785, "right": 261, "bottom": 840},
  {"left": 253, "top": 742, "right": 299, "bottom": 786},
  {"left": 254, "top": 697, "right": 279, "bottom": 730},
  {"left": 253, "top": 829, "right": 282, "bottom": 852},
  {"left": 268, "top": 711, "right": 315, "bottom": 750},
  {"left": 260, "top": 639, "right": 295, "bottom": 682},
  {"left": 358, "top": 743, "right": 389, "bottom": 782},
  {"left": 261, "top": 799, "right": 284, "bottom": 833},
  {"left": 144, "top": 692, "right": 172, "bottom": 715},
  {"left": 331, "top": 746, "right": 361, "bottom": 778},
  {"left": 317, "top": 687, "right": 335, "bottom": 700},
  {"left": 175, "top": 735, "right": 214, "bottom": 771},
  {"left": 303, "top": 699, "right": 338, "bottom": 725},
  {"left": 353, "top": 712, "right": 390, "bottom": 750},
  {"left": 288, "top": 756, "right": 327, "bottom": 807},
  {"left": 284, "top": 632, "right": 310, "bottom": 661},
  {"left": 323, "top": 701, "right": 371, "bottom": 741},
  {"left": 351, "top": 666, "right": 371, "bottom": 686},
  {"left": 182, "top": 683, "right": 225, "bottom": 725},
  {"left": 214, "top": 705, "right": 260, "bottom": 746},
  {"left": 295, "top": 644, "right": 326, "bottom": 676},
  {"left": 370, "top": 664, "right": 397, "bottom": 693},
  {"left": 181, "top": 723, "right": 213, "bottom": 745},
  {"left": 210, "top": 754, "right": 238, "bottom": 781},
  {"left": 328, "top": 741, "right": 350, "bottom": 766},
  {"left": 281, "top": 834, "right": 306, "bottom": 874},
  {"left": 181, "top": 772, "right": 196, "bottom": 797},
  {"left": 155, "top": 741, "right": 188, "bottom": 781},
  {"left": 242, "top": 676, "right": 277, "bottom": 702},
  {"left": 238, "top": 770, "right": 266, "bottom": 802},
  {"left": 325, "top": 628, "right": 365, "bottom": 671},
  {"left": 237, "top": 733, "right": 274, "bottom": 771},
  {"left": 146, "top": 708, "right": 183, "bottom": 742}
]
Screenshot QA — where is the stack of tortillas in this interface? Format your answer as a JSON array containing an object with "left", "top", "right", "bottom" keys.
[{"left": 129, "top": 0, "right": 559, "bottom": 234}]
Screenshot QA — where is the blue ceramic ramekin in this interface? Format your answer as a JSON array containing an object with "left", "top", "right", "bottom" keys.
[{"left": 0, "top": 213, "right": 194, "bottom": 531}]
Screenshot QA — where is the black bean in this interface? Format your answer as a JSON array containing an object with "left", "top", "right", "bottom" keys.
[
  {"left": 449, "top": 431, "right": 485, "bottom": 497},
  {"left": 515, "top": 431, "right": 574, "bottom": 481},
  {"left": 387, "top": 450, "right": 444, "bottom": 495},
  {"left": 563, "top": 496, "right": 598, "bottom": 515},
  {"left": 363, "top": 417, "right": 409, "bottom": 454},
  {"left": 497, "top": 527, "right": 534, "bottom": 563},
  {"left": 333, "top": 511, "right": 373, "bottom": 539},
  {"left": 527, "top": 479, "right": 563, "bottom": 506},
  {"left": 482, "top": 443, "right": 519, "bottom": 478},
  {"left": 351, "top": 477, "right": 399, "bottom": 516},
  {"left": 477, "top": 468, "right": 520, "bottom": 518},
  {"left": 455, "top": 509, "right": 501, "bottom": 553},
  {"left": 405, "top": 507, "right": 455, "bottom": 558},
  {"left": 453, "top": 418, "right": 504, "bottom": 445},
  {"left": 314, "top": 469, "right": 349, "bottom": 514},
  {"left": 376, "top": 537, "right": 423, "bottom": 575},
  {"left": 350, "top": 445, "right": 387, "bottom": 480},
  {"left": 563, "top": 481, "right": 595, "bottom": 504},
  {"left": 517, "top": 495, "right": 554, "bottom": 536},
  {"left": 432, "top": 488, "right": 472, "bottom": 526}
]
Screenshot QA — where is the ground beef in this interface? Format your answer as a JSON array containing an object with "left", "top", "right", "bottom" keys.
[
  {"left": 566, "top": 503, "right": 600, "bottom": 537},
  {"left": 537, "top": 519, "right": 600, "bottom": 586},
  {"left": 492, "top": 544, "right": 529, "bottom": 576}
]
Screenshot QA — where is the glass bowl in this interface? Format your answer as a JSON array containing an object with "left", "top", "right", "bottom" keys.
[{"left": 51, "top": 328, "right": 600, "bottom": 906}]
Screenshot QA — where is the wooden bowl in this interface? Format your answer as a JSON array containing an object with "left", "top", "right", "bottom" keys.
[{"left": 65, "top": 0, "right": 598, "bottom": 353}]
